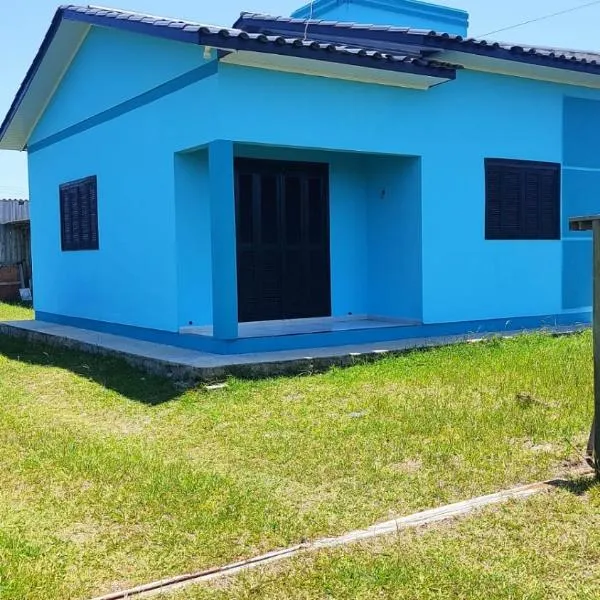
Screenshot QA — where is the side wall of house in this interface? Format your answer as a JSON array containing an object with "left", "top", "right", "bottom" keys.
[{"left": 29, "top": 27, "right": 218, "bottom": 332}]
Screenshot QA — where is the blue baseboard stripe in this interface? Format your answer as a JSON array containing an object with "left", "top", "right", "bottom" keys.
[{"left": 35, "top": 311, "right": 592, "bottom": 356}]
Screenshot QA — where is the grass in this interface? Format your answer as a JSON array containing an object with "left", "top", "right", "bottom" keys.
[
  {"left": 173, "top": 478, "right": 600, "bottom": 600},
  {"left": 0, "top": 301, "right": 595, "bottom": 599},
  {"left": 0, "top": 300, "right": 33, "bottom": 321}
]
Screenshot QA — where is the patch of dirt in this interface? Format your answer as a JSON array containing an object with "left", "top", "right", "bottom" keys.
[
  {"left": 114, "top": 417, "right": 152, "bottom": 436},
  {"left": 389, "top": 458, "right": 423, "bottom": 474},
  {"left": 57, "top": 522, "right": 99, "bottom": 546},
  {"left": 348, "top": 410, "right": 368, "bottom": 419},
  {"left": 560, "top": 456, "right": 591, "bottom": 472},
  {"left": 515, "top": 392, "right": 558, "bottom": 410},
  {"left": 513, "top": 438, "right": 559, "bottom": 454},
  {"left": 525, "top": 442, "right": 556, "bottom": 453}
]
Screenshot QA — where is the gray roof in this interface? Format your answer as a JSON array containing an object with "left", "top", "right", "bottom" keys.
[
  {"left": 60, "top": 5, "right": 452, "bottom": 69},
  {"left": 235, "top": 13, "right": 600, "bottom": 66}
]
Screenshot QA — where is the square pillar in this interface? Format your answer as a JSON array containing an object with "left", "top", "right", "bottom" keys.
[{"left": 209, "top": 140, "right": 238, "bottom": 340}]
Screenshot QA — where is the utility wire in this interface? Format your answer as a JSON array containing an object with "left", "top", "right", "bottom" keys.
[
  {"left": 304, "top": 0, "right": 315, "bottom": 40},
  {"left": 476, "top": 0, "right": 600, "bottom": 37}
]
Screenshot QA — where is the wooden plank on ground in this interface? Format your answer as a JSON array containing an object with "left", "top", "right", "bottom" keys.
[{"left": 89, "top": 472, "right": 592, "bottom": 600}]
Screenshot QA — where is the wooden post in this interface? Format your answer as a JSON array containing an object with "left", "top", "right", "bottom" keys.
[
  {"left": 570, "top": 215, "right": 600, "bottom": 476},
  {"left": 593, "top": 220, "right": 600, "bottom": 473}
]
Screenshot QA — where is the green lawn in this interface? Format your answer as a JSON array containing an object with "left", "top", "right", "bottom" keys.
[
  {"left": 174, "top": 479, "right": 600, "bottom": 600},
  {"left": 0, "top": 300, "right": 33, "bottom": 321},
  {"left": 0, "top": 301, "right": 595, "bottom": 599}
]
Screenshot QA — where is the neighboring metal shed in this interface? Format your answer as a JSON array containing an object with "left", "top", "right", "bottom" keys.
[
  {"left": 0, "top": 199, "right": 31, "bottom": 301},
  {"left": 0, "top": 198, "right": 29, "bottom": 225}
]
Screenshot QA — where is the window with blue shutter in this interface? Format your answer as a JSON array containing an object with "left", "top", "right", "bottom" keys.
[
  {"left": 485, "top": 159, "right": 560, "bottom": 240},
  {"left": 59, "top": 176, "right": 99, "bottom": 251}
]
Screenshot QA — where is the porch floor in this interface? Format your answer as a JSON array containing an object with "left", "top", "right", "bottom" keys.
[{"left": 180, "top": 315, "right": 420, "bottom": 339}]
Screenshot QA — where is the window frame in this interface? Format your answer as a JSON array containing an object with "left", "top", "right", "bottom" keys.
[
  {"left": 484, "top": 158, "right": 561, "bottom": 241},
  {"left": 59, "top": 175, "right": 99, "bottom": 252}
]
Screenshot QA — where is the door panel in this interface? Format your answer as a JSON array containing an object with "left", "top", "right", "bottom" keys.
[{"left": 235, "top": 159, "right": 331, "bottom": 323}]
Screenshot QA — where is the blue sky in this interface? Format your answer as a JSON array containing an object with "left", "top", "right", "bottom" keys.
[{"left": 1, "top": 0, "right": 599, "bottom": 198}]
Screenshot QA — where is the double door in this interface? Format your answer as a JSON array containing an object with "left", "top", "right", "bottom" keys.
[{"left": 235, "top": 158, "right": 331, "bottom": 323}]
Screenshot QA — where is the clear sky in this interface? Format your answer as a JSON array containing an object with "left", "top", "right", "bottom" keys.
[{"left": 1, "top": 0, "right": 599, "bottom": 198}]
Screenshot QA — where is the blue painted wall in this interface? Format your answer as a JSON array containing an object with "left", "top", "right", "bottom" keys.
[
  {"left": 563, "top": 97, "right": 600, "bottom": 169},
  {"left": 292, "top": 0, "right": 469, "bottom": 35},
  {"left": 366, "top": 156, "right": 422, "bottom": 320},
  {"left": 27, "top": 23, "right": 600, "bottom": 339},
  {"left": 562, "top": 97, "right": 600, "bottom": 310},
  {"left": 174, "top": 149, "right": 212, "bottom": 327}
]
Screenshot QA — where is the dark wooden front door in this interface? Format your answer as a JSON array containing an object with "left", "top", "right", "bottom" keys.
[{"left": 235, "top": 158, "right": 331, "bottom": 323}]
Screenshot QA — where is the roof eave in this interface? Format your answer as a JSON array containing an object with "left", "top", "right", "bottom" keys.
[
  {"left": 0, "top": 7, "right": 67, "bottom": 151},
  {"left": 441, "top": 50, "right": 600, "bottom": 89},
  {"left": 234, "top": 15, "right": 600, "bottom": 79},
  {"left": 217, "top": 38, "right": 455, "bottom": 80},
  {"left": 423, "top": 37, "right": 600, "bottom": 77}
]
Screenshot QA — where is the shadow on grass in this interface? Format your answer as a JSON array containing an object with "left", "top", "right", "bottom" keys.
[
  {"left": 0, "top": 334, "right": 182, "bottom": 405},
  {"left": 0, "top": 299, "right": 33, "bottom": 310},
  {"left": 550, "top": 475, "right": 599, "bottom": 496}
]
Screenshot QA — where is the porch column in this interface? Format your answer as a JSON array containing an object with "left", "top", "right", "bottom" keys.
[{"left": 209, "top": 140, "right": 238, "bottom": 340}]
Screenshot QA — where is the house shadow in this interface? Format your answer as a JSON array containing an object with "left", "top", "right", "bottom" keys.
[
  {"left": 549, "top": 474, "right": 599, "bottom": 496},
  {"left": 0, "top": 333, "right": 184, "bottom": 405}
]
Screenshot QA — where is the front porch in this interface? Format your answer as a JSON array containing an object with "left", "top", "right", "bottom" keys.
[
  {"left": 179, "top": 314, "right": 422, "bottom": 353},
  {"left": 180, "top": 315, "right": 421, "bottom": 339},
  {"left": 176, "top": 140, "right": 424, "bottom": 346}
]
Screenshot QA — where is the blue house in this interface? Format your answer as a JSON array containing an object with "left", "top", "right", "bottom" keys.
[{"left": 0, "top": 0, "right": 597, "bottom": 355}]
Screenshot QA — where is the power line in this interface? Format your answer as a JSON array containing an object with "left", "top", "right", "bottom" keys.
[
  {"left": 304, "top": 0, "right": 315, "bottom": 40},
  {"left": 476, "top": 0, "right": 600, "bottom": 38}
]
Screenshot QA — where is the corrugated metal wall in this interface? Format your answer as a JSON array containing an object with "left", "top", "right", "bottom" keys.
[
  {"left": 0, "top": 199, "right": 29, "bottom": 225},
  {"left": 0, "top": 222, "right": 31, "bottom": 280},
  {"left": 0, "top": 201, "right": 32, "bottom": 298}
]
